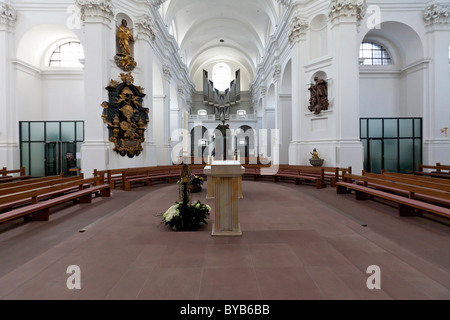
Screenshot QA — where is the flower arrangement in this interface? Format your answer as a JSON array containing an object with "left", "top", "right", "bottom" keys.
[
  {"left": 162, "top": 200, "right": 211, "bottom": 231},
  {"left": 191, "top": 175, "right": 204, "bottom": 186},
  {"left": 189, "top": 175, "right": 204, "bottom": 193}
]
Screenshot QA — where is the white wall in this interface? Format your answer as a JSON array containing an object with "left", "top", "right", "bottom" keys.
[
  {"left": 41, "top": 72, "right": 85, "bottom": 120},
  {"left": 360, "top": 72, "right": 401, "bottom": 117}
]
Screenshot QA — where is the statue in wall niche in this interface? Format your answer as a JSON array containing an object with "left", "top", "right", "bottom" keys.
[
  {"left": 115, "top": 19, "right": 136, "bottom": 72},
  {"left": 308, "top": 77, "right": 329, "bottom": 115}
]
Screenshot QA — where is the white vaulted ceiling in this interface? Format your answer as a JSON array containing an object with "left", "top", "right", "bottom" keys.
[{"left": 158, "top": 0, "right": 282, "bottom": 89}]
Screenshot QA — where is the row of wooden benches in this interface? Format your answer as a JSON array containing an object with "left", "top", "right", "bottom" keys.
[
  {"left": 0, "top": 173, "right": 110, "bottom": 224},
  {"left": 93, "top": 164, "right": 353, "bottom": 191},
  {"left": 414, "top": 163, "right": 450, "bottom": 179},
  {"left": 0, "top": 167, "right": 32, "bottom": 183},
  {"left": 243, "top": 165, "right": 351, "bottom": 189},
  {"left": 336, "top": 170, "right": 450, "bottom": 219}
]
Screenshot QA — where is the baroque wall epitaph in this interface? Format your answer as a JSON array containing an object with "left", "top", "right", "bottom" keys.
[{"left": 101, "top": 73, "right": 149, "bottom": 158}]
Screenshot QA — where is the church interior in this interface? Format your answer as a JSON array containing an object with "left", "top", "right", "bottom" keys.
[{"left": 0, "top": 0, "right": 449, "bottom": 303}]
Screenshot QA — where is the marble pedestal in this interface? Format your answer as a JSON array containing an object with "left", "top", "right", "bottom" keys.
[{"left": 204, "top": 160, "right": 245, "bottom": 237}]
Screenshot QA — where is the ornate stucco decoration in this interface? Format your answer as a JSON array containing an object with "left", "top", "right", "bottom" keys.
[
  {"left": 277, "top": 0, "right": 292, "bottom": 7},
  {"left": 288, "top": 16, "right": 309, "bottom": 44},
  {"left": 76, "top": 0, "right": 114, "bottom": 23},
  {"left": 101, "top": 72, "right": 149, "bottom": 158},
  {"left": 273, "top": 63, "right": 281, "bottom": 83},
  {"left": 329, "top": 0, "right": 367, "bottom": 24},
  {"left": 260, "top": 86, "right": 267, "bottom": 99},
  {"left": 163, "top": 64, "right": 172, "bottom": 81},
  {"left": 152, "top": 0, "right": 167, "bottom": 9},
  {"left": 0, "top": 3, "right": 17, "bottom": 31},
  {"left": 424, "top": 2, "right": 449, "bottom": 25},
  {"left": 135, "top": 14, "right": 157, "bottom": 43}
]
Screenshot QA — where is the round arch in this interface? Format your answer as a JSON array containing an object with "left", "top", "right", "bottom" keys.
[{"left": 17, "top": 23, "right": 82, "bottom": 68}]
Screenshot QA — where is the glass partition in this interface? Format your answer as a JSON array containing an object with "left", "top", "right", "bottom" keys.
[
  {"left": 20, "top": 121, "right": 84, "bottom": 177},
  {"left": 360, "top": 118, "right": 422, "bottom": 173}
]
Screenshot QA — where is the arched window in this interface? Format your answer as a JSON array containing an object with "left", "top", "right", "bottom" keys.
[
  {"left": 49, "top": 42, "right": 84, "bottom": 67},
  {"left": 212, "top": 63, "right": 231, "bottom": 91},
  {"left": 359, "top": 42, "right": 391, "bottom": 65}
]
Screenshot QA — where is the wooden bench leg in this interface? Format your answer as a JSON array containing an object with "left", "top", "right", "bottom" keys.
[
  {"left": 145, "top": 179, "right": 152, "bottom": 187},
  {"left": 100, "top": 187, "right": 111, "bottom": 197},
  {"left": 355, "top": 190, "right": 370, "bottom": 200},
  {"left": 336, "top": 185, "right": 348, "bottom": 194},
  {"left": 331, "top": 178, "right": 336, "bottom": 187},
  {"left": 25, "top": 208, "right": 50, "bottom": 221},
  {"left": 315, "top": 180, "right": 323, "bottom": 189},
  {"left": 398, "top": 204, "right": 416, "bottom": 217},
  {"left": 78, "top": 193, "right": 93, "bottom": 203}
]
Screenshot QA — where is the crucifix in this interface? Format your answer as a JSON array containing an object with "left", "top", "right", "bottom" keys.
[
  {"left": 216, "top": 117, "right": 229, "bottom": 160},
  {"left": 215, "top": 101, "right": 230, "bottom": 160}
]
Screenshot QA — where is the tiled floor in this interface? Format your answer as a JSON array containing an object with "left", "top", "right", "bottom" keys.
[{"left": 0, "top": 179, "right": 449, "bottom": 300}]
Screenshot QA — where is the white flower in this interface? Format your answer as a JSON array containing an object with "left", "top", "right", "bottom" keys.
[
  {"left": 163, "top": 204, "right": 179, "bottom": 222},
  {"left": 205, "top": 204, "right": 211, "bottom": 211}
]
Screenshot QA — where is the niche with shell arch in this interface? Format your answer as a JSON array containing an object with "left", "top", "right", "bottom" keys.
[
  {"left": 115, "top": 13, "right": 136, "bottom": 72},
  {"left": 310, "top": 14, "right": 328, "bottom": 60}
]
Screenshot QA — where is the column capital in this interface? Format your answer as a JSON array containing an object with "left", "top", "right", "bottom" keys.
[
  {"left": 76, "top": 0, "right": 114, "bottom": 24},
  {"left": 288, "top": 15, "right": 308, "bottom": 44},
  {"left": 273, "top": 64, "right": 281, "bottom": 83},
  {"left": 424, "top": 2, "right": 449, "bottom": 26},
  {"left": 260, "top": 86, "right": 267, "bottom": 98},
  {"left": 152, "top": 0, "right": 167, "bottom": 10},
  {"left": 135, "top": 14, "right": 157, "bottom": 43},
  {"left": 277, "top": 0, "right": 292, "bottom": 7},
  {"left": 0, "top": 2, "right": 17, "bottom": 32},
  {"left": 163, "top": 64, "right": 172, "bottom": 81},
  {"left": 329, "top": 0, "right": 367, "bottom": 25}
]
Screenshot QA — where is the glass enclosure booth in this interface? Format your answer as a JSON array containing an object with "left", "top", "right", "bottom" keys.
[{"left": 19, "top": 121, "right": 84, "bottom": 177}]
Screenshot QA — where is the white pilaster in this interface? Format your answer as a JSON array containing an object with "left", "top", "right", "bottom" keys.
[
  {"left": 288, "top": 15, "right": 308, "bottom": 165},
  {"left": 78, "top": 0, "right": 114, "bottom": 177},
  {"left": 328, "top": 0, "right": 366, "bottom": 173},
  {"left": 0, "top": 2, "right": 19, "bottom": 169},
  {"left": 423, "top": 2, "right": 450, "bottom": 164},
  {"left": 135, "top": 13, "right": 157, "bottom": 166},
  {"left": 154, "top": 63, "right": 172, "bottom": 165}
]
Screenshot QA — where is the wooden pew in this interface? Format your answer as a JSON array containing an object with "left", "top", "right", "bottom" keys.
[
  {"left": 121, "top": 166, "right": 182, "bottom": 191},
  {"left": 273, "top": 165, "right": 325, "bottom": 189},
  {"left": 414, "top": 163, "right": 450, "bottom": 179},
  {"left": 0, "top": 174, "right": 89, "bottom": 213},
  {"left": 0, "top": 167, "right": 32, "bottom": 183},
  {"left": 0, "top": 176, "right": 110, "bottom": 224},
  {"left": 0, "top": 173, "right": 64, "bottom": 190},
  {"left": 0, "top": 174, "right": 84, "bottom": 197},
  {"left": 336, "top": 173, "right": 450, "bottom": 219},
  {"left": 361, "top": 171, "right": 450, "bottom": 207},
  {"left": 381, "top": 170, "right": 450, "bottom": 186}
]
